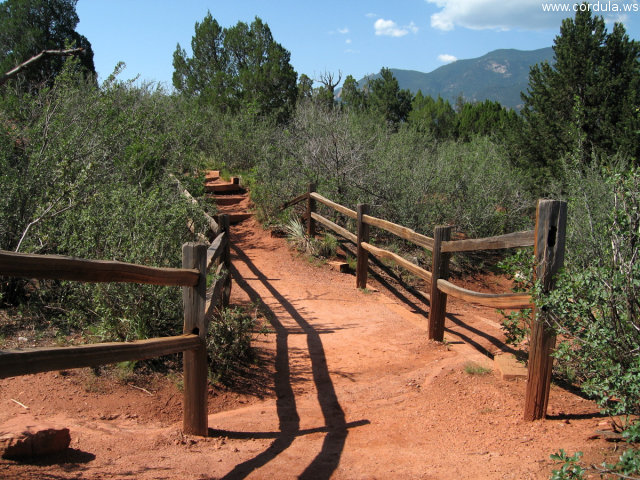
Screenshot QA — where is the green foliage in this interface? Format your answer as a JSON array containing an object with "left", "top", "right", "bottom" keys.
[
  {"left": 0, "top": 61, "right": 209, "bottom": 342},
  {"left": 284, "top": 217, "right": 310, "bottom": 252},
  {"left": 206, "top": 306, "right": 258, "bottom": 384},
  {"left": 251, "top": 100, "right": 532, "bottom": 242},
  {"left": 341, "top": 74, "right": 366, "bottom": 111},
  {"left": 366, "top": 68, "right": 412, "bottom": 128},
  {"left": 408, "top": 92, "right": 456, "bottom": 139},
  {"left": 173, "top": 12, "right": 297, "bottom": 123},
  {"left": 540, "top": 167, "right": 640, "bottom": 417},
  {"left": 456, "top": 99, "right": 519, "bottom": 141},
  {"left": 550, "top": 441, "right": 640, "bottom": 480},
  {"left": 550, "top": 450, "right": 585, "bottom": 480},
  {"left": 516, "top": 8, "right": 640, "bottom": 185},
  {"left": 316, "top": 233, "right": 338, "bottom": 259},
  {"left": 498, "top": 249, "right": 534, "bottom": 346},
  {"left": 0, "top": 0, "right": 95, "bottom": 91},
  {"left": 463, "top": 362, "right": 491, "bottom": 375}
]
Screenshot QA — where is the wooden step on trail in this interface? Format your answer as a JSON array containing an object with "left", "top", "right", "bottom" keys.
[
  {"left": 205, "top": 183, "right": 244, "bottom": 194},
  {"left": 219, "top": 213, "right": 253, "bottom": 224},
  {"left": 210, "top": 195, "right": 245, "bottom": 206},
  {"left": 494, "top": 353, "right": 527, "bottom": 381},
  {"left": 328, "top": 261, "right": 349, "bottom": 273},
  {"left": 205, "top": 170, "right": 220, "bottom": 181}
]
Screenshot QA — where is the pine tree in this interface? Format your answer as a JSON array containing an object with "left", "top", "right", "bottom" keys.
[
  {"left": 517, "top": 8, "right": 640, "bottom": 183},
  {"left": 367, "top": 68, "right": 412, "bottom": 128},
  {"left": 173, "top": 13, "right": 297, "bottom": 123}
]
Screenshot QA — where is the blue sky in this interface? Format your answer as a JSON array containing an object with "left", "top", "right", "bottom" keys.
[{"left": 76, "top": 0, "right": 640, "bottom": 88}]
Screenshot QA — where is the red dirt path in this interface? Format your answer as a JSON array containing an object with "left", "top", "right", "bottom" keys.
[{"left": 0, "top": 179, "right": 616, "bottom": 479}]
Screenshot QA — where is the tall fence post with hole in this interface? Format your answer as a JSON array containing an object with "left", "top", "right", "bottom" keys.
[
  {"left": 306, "top": 183, "right": 316, "bottom": 238},
  {"left": 524, "top": 199, "right": 567, "bottom": 421},
  {"left": 182, "top": 242, "right": 208, "bottom": 436},
  {"left": 356, "top": 203, "right": 370, "bottom": 289},
  {"left": 220, "top": 214, "right": 232, "bottom": 308},
  {"left": 428, "top": 225, "right": 452, "bottom": 341}
]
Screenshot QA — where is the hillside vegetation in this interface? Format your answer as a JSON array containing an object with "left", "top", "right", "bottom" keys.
[{"left": 0, "top": 3, "right": 639, "bottom": 476}]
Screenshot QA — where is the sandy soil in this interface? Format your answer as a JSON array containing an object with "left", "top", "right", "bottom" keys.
[{"left": 0, "top": 177, "right": 618, "bottom": 479}]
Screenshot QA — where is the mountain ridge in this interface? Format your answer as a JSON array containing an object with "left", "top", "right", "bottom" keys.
[{"left": 355, "top": 47, "right": 554, "bottom": 110}]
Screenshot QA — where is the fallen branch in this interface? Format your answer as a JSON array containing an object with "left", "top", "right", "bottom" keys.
[
  {"left": 10, "top": 398, "right": 29, "bottom": 409},
  {"left": 130, "top": 385, "right": 154, "bottom": 396}
]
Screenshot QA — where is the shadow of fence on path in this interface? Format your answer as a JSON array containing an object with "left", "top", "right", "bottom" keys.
[{"left": 215, "top": 243, "right": 368, "bottom": 479}]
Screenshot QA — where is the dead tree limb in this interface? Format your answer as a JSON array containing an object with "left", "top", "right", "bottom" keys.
[{"left": 0, "top": 48, "right": 84, "bottom": 86}]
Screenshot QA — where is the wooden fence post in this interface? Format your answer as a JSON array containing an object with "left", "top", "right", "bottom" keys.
[
  {"left": 306, "top": 183, "right": 316, "bottom": 238},
  {"left": 524, "top": 199, "right": 567, "bottom": 421},
  {"left": 220, "top": 214, "right": 232, "bottom": 308},
  {"left": 428, "top": 225, "right": 452, "bottom": 341},
  {"left": 356, "top": 204, "right": 370, "bottom": 289},
  {"left": 182, "top": 242, "right": 208, "bottom": 436}
]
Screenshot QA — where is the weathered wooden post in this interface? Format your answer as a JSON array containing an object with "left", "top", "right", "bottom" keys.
[
  {"left": 356, "top": 204, "right": 370, "bottom": 289},
  {"left": 182, "top": 242, "right": 208, "bottom": 436},
  {"left": 428, "top": 225, "right": 452, "bottom": 341},
  {"left": 524, "top": 199, "right": 567, "bottom": 421},
  {"left": 220, "top": 214, "right": 232, "bottom": 308},
  {"left": 306, "top": 183, "right": 316, "bottom": 238}
]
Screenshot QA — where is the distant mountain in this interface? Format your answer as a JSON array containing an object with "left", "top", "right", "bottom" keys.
[{"left": 355, "top": 47, "right": 554, "bottom": 110}]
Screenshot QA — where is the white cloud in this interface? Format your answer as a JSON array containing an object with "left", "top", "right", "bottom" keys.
[
  {"left": 346, "top": 38, "right": 352, "bottom": 44},
  {"left": 425, "top": 0, "right": 630, "bottom": 31},
  {"left": 329, "top": 27, "right": 350, "bottom": 35},
  {"left": 374, "top": 18, "right": 419, "bottom": 37},
  {"left": 438, "top": 53, "right": 458, "bottom": 63},
  {"left": 366, "top": 12, "right": 379, "bottom": 18}
]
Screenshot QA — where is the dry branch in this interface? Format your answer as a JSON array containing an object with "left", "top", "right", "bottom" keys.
[{"left": 0, "top": 48, "right": 84, "bottom": 86}]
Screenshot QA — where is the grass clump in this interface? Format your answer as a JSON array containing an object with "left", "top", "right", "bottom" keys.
[{"left": 463, "top": 362, "right": 492, "bottom": 376}]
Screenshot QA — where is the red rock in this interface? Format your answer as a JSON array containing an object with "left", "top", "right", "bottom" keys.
[{"left": 0, "top": 416, "right": 71, "bottom": 458}]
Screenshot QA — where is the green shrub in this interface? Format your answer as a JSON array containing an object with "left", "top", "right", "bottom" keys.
[
  {"left": 0, "top": 61, "right": 209, "bottom": 342},
  {"left": 206, "top": 307, "right": 258, "bottom": 384},
  {"left": 541, "top": 167, "right": 640, "bottom": 418},
  {"left": 316, "top": 233, "right": 338, "bottom": 258}
]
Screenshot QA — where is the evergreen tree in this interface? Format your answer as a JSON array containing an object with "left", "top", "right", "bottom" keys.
[
  {"left": 340, "top": 74, "right": 367, "bottom": 111},
  {"left": 0, "top": 0, "right": 94, "bottom": 91},
  {"left": 408, "top": 92, "right": 456, "bottom": 139},
  {"left": 456, "top": 99, "right": 518, "bottom": 141},
  {"left": 297, "top": 73, "right": 313, "bottom": 102},
  {"left": 173, "top": 13, "right": 297, "bottom": 123},
  {"left": 517, "top": 7, "right": 640, "bottom": 182},
  {"left": 367, "top": 68, "right": 412, "bottom": 127}
]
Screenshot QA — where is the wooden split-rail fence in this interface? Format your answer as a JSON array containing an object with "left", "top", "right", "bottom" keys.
[
  {"left": 283, "top": 184, "right": 567, "bottom": 421},
  {"left": 0, "top": 209, "right": 231, "bottom": 436}
]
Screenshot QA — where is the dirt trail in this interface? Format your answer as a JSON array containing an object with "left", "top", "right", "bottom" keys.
[{"left": 0, "top": 175, "right": 613, "bottom": 479}]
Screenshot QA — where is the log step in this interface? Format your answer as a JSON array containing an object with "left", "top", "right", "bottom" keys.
[
  {"left": 205, "top": 170, "right": 220, "bottom": 181},
  {"left": 205, "top": 183, "right": 244, "bottom": 194},
  {"left": 494, "top": 353, "right": 527, "bottom": 381},
  {"left": 328, "top": 261, "right": 349, "bottom": 273},
  {"left": 210, "top": 195, "right": 245, "bottom": 206},
  {"left": 219, "top": 213, "right": 253, "bottom": 224}
]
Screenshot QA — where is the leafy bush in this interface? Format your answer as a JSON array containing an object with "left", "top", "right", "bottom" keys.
[
  {"left": 0, "top": 60, "right": 209, "bottom": 342},
  {"left": 542, "top": 167, "right": 640, "bottom": 418},
  {"left": 252, "top": 101, "right": 533, "bottom": 243},
  {"left": 206, "top": 307, "right": 258, "bottom": 384}
]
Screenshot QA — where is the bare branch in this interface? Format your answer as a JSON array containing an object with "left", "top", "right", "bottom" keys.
[
  {"left": 0, "top": 48, "right": 84, "bottom": 86},
  {"left": 316, "top": 70, "right": 343, "bottom": 94}
]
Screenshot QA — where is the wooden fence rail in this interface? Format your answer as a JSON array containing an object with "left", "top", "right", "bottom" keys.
[
  {"left": 0, "top": 213, "right": 233, "bottom": 436},
  {"left": 281, "top": 191, "right": 566, "bottom": 421}
]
